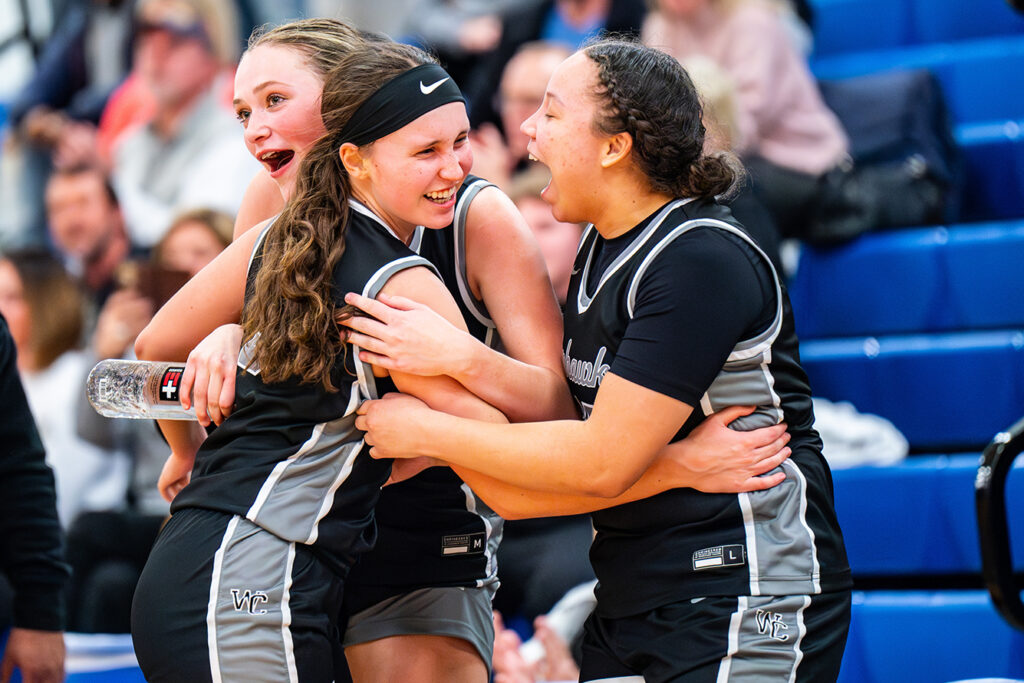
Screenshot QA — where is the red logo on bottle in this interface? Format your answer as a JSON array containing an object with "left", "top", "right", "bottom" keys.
[{"left": 159, "top": 367, "right": 185, "bottom": 403}]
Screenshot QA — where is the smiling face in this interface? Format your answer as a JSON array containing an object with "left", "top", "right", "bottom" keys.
[
  {"left": 346, "top": 101, "right": 473, "bottom": 240},
  {"left": 521, "top": 51, "right": 607, "bottom": 226},
  {"left": 234, "top": 43, "right": 328, "bottom": 197}
]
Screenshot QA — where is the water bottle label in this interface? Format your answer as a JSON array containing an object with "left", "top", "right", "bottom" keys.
[{"left": 155, "top": 366, "right": 187, "bottom": 403}]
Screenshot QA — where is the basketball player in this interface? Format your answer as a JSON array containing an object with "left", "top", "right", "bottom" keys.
[
  {"left": 171, "top": 19, "right": 795, "bottom": 683},
  {"left": 352, "top": 39, "right": 853, "bottom": 682},
  {"left": 129, "top": 42, "right": 508, "bottom": 682}
]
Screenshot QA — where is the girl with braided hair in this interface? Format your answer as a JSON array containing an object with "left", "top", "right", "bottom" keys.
[
  {"left": 157, "top": 18, "right": 794, "bottom": 683},
  {"left": 353, "top": 38, "right": 852, "bottom": 682}
]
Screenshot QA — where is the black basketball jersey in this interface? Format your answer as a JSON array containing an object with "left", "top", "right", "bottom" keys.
[
  {"left": 171, "top": 204, "right": 437, "bottom": 577},
  {"left": 342, "top": 176, "right": 504, "bottom": 609},
  {"left": 562, "top": 198, "right": 851, "bottom": 618}
]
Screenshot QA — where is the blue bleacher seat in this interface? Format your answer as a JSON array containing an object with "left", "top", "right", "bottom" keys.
[
  {"left": 800, "top": 330, "right": 1024, "bottom": 451},
  {"left": 811, "top": 0, "right": 1024, "bottom": 56},
  {"left": 812, "top": 36, "right": 1024, "bottom": 124},
  {"left": 811, "top": 0, "right": 913, "bottom": 56},
  {"left": 957, "top": 121, "right": 1024, "bottom": 221},
  {"left": 790, "top": 221, "right": 1024, "bottom": 339},
  {"left": 909, "top": 0, "right": 1024, "bottom": 45},
  {"left": 832, "top": 454, "right": 1024, "bottom": 575},
  {"left": 839, "top": 591, "right": 1024, "bottom": 683}
]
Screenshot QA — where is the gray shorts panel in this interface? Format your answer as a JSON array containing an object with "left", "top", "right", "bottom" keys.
[{"left": 342, "top": 585, "right": 497, "bottom": 669}]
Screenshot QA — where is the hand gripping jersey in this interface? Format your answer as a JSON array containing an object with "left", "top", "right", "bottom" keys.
[
  {"left": 170, "top": 202, "right": 437, "bottom": 577},
  {"left": 563, "top": 197, "right": 852, "bottom": 618},
  {"left": 342, "top": 176, "right": 504, "bottom": 612}
]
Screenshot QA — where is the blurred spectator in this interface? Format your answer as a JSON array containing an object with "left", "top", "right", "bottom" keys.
[
  {"left": 679, "top": 53, "right": 783, "bottom": 271},
  {"left": 399, "top": 0, "right": 519, "bottom": 88},
  {"left": 151, "top": 207, "right": 232, "bottom": 277},
  {"left": 44, "top": 163, "right": 135, "bottom": 311},
  {"left": 67, "top": 207, "right": 231, "bottom": 633},
  {"left": 111, "top": 0, "right": 259, "bottom": 248},
  {"left": 1, "top": 0, "right": 136, "bottom": 249},
  {"left": 0, "top": 311, "right": 69, "bottom": 683},
  {"left": 506, "top": 166, "right": 583, "bottom": 304},
  {"left": 470, "top": 41, "right": 571, "bottom": 190},
  {"left": 0, "top": 249, "right": 130, "bottom": 528},
  {"left": 492, "top": 581, "right": 597, "bottom": 683},
  {"left": 643, "top": 0, "right": 874, "bottom": 244},
  {"left": 465, "top": 0, "right": 647, "bottom": 128},
  {"left": 0, "top": 0, "right": 58, "bottom": 102}
]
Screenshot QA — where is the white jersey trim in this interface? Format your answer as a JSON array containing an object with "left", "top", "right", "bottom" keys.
[
  {"left": 787, "top": 595, "right": 812, "bottom": 683},
  {"left": 246, "top": 423, "right": 327, "bottom": 522},
  {"left": 348, "top": 198, "right": 424, "bottom": 246},
  {"left": 717, "top": 594, "right": 747, "bottom": 683},
  {"left": 207, "top": 515, "right": 241, "bottom": 683},
  {"left": 738, "top": 492, "right": 760, "bottom": 595},
  {"left": 576, "top": 198, "right": 695, "bottom": 314},
  {"left": 281, "top": 543, "right": 298, "bottom": 683},
  {"left": 451, "top": 179, "right": 497, "bottom": 331},
  {"left": 624, "top": 218, "right": 783, "bottom": 364}
]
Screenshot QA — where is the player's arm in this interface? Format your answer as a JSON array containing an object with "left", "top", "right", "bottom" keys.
[
  {"left": 448, "top": 405, "right": 790, "bottom": 519},
  {"left": 359, "top": 372, "right": 691, "bottom": 499},
  {"left": 458, "top": 186, "right": 576, "bottom": 421},
  {"left": 233, "top": 169, "right": 285, "bottom": 240},
  {"left": 343, "top": 187, "right": 576, "bottom": 422},
  {"left": 374, "top": 266, "right": 507, "bottom": 425},
  {"left": 135, "top": 222, "right": 265, "bottom": 498}
]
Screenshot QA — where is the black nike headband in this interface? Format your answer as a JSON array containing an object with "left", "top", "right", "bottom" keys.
[{"left": 339, "top": 63, "right": 466, "bottom": 147}]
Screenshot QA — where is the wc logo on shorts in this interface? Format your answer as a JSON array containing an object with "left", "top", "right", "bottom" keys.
[
  {"left": 159, "top": 366, "right": 186, "bottom": 402},
  {"left": 442, "top": 532, "right": 486, "bottom": 556},
  {"left": 230, "top": 589, "right": 269, "bottom": 615},
  {"left": 755, "top": 609, "right": 790, "bottom": 641}
]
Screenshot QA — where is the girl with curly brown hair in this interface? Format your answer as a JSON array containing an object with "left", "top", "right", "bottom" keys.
[{"left": 353, "top": 38, "right": 853, "bottom": 682}]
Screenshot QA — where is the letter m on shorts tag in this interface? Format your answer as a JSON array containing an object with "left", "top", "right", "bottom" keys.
[
  {"left": 442, "top": 532, "right": 486, "bottom": 556},
  {"left": 692, "top": 544, "right": 746, "bottom": 571}
]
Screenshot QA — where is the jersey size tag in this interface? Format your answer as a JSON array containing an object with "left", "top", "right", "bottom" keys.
[
  {"left": 692, "top": 544, "right": 746, "bottom": 571},
  {"left": 441, "top": 532, "right": 486, "bottom": 556}
]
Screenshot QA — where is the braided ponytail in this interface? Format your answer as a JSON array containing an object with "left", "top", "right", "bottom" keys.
[{"left": 584, "top": 38, "right": 744, "bottom": 200}]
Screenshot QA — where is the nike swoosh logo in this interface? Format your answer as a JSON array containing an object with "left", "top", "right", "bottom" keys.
[{"left": 420, "top": 77, "right": 450, "bottom": 95}]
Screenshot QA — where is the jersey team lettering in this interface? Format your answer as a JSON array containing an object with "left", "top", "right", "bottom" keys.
[{"left": 563, "top": 339, "right": 610, "bottom": 388}]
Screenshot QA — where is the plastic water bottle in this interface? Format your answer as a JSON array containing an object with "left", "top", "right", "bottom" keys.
[{"left": 87, "top": 359, "right": 197, "bottom": 420}]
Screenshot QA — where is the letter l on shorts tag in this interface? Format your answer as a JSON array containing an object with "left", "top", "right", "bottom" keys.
[{"left": 692, "top": 544, "right": 746, "bottom": 570}]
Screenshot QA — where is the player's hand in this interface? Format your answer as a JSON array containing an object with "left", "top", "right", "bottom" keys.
[
  {"left": 656, "top": 406, "right": 791, "bottom": 493},
  {"left": 181, "top": 324, "right": 242, "bottom": 426},
  {"left": 356, "top": 393, "right": 435, "bottom": 460},
  {"left": 343, "top": 292, "right": 472, "bottom": 378},
  {"left": 0, "top": 628, "right": 65, "bottom": 683},
  {"left": 158, "top": 452, "right": 195, "bottom": 502}
]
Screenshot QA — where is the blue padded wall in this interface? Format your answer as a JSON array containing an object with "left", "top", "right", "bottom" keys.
[
  {"left": 790, "top": 221, "right": 1024, "bottom": 339},
  {"left": 812, "top": 37, "right": 1024, "bottom": 124},
  {"left": 832, "top": 454, "right": 1024, "bottom": 575},
  {"left": 811, "top": 0, "right": 1024, "bottom": 56},
  {"left": 839, "top": 591, "right": 1024, "bottom": 682},
  {"left": 800, "top": 331, "right": 1024, "bottom": 450},
  {"left": 958, "top": 121, "right": 1024, "bottom": 221}
]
